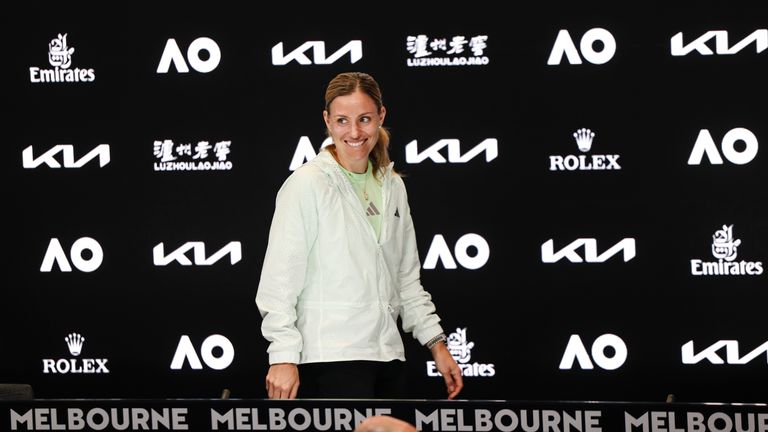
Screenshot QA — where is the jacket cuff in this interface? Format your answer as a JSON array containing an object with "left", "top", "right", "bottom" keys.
[
  {"left": 269, "top": 351, "right": 301, "bottom": 365},
  {"left": 416, "top": 324, "right": 445, "bottom": 346}
]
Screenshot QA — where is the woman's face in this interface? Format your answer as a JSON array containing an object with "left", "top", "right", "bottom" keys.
[{"left": 323, "top": 89, "right": 385, "bottom": 173}]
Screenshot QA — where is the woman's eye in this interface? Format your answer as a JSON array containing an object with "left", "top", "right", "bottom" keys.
[
  {"left": 337, "top": 118, "right": 348, "bottom": 125},
  {"left": 360, "top": 117, "right": 371, "bottom": 124}
]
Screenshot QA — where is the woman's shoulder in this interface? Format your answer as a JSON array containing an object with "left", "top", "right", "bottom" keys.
[
  {"left": 291, "top": 160, "right": 326, "bottom": 180},
  {"left": 280, "top": 155, "right": 333, "bottom": 193},
  {"left": 386, "top": 169, "right": 407, "bottom": 190}
]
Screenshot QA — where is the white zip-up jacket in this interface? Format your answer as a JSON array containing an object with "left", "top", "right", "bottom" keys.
[{"left": 256, "top": 150, "right": 444, "bottom": 365}]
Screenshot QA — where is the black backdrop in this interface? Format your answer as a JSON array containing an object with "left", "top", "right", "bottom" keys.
[{"left": 5, "top": 4, "right": 767, "bottom": 403}]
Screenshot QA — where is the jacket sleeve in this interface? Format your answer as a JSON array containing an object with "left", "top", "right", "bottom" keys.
[
  {"left": 395, "top": 178, "right": 445, "bottom": 345},
  {"left": 255, "top": 169, "right": 319, "bottom": 364}
]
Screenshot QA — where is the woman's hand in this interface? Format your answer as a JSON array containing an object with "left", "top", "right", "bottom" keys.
[
  {"left": 431, "top": 343, "right": 464, "bottom": 399},
  {"left": 265, "top": 363, "right": 299, "bottom": 399}
]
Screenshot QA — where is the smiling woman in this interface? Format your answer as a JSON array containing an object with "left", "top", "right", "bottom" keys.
[{"left": 255, "top": 72, "right": 464, "bottom": 400}]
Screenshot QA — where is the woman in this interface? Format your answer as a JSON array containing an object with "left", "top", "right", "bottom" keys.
[{"left": 256, "top": 72, "right": 463, "bottom": 399}]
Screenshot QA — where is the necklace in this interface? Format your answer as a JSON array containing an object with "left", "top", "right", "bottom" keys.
[
  {"left": 360, "top": 172, "right": 371, "bottom": 201},
  {"left": 361, "top": 168, "right": 378, "bottom": 201},
  {"left": 333, "top": 148, "right": 374, "bottom": 202},
  {"left": 344, "top": 168, "right": 370, "bottom": 201}
]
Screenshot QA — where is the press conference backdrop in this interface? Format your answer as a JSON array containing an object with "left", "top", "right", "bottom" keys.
[{"left": 5, "top": 4, "right": 767, "bottom": 403}]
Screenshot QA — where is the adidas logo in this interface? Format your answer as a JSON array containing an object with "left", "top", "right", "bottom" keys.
[
  {"left": 394, "top": 208, "right": 400, "bottom": 218},
  {"left": 65, "top": 333, "right": 85, "bottom": 356},
  {"left": 366, "top": 202, "right": 380, "bottom": 216}
]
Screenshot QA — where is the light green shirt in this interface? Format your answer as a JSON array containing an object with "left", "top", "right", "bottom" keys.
[{"left": 340, "top": 161, "right": 382, "bottom": 240}]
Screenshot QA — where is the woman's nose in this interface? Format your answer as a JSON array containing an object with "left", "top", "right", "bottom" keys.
[{"left": 348, "top": 122, "right": 361, "bottom": 137}]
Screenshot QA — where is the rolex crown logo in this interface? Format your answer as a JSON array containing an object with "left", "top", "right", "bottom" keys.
[
  {"left": 65, "top": 333, "right": 85, "bottom": 356},
  {"left": 573, "top": 128, "right": 595, "bottom": 152}
]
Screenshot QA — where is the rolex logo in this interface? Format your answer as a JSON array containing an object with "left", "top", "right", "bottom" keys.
[
  {"left": 573, "top": 128, "right": 595, "bottom": 152},
  {"left": 65, "top": 333, "right": 84, "bottom": 356},
  {"left": 549, "top": 128, "right": 620, "bottom": 171},
  {"left": 42, "top": 333, "right": 109, "bottom": 374}
]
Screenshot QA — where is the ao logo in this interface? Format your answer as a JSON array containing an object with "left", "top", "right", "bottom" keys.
[
  {"left": 559, "top": 334, "right": 627, "bottom": 370},
  {"left": 547, "top": 28, "right": 616, "bottom": 65},
  {"left": 157, "top": 37, "right": 221, "bottom": 73},
  {"left": 688, "top": 128, "right": 758, "bottom": 165},
  {"left": 40, "top": 237, "right": 103, "bottom": 272},
  {"left": 289, "top": 136, "right": 333, "bottom": 171},
  {"left": 170, "top": 335, "right": 234, "bottom": 370},
  {"left": 423, "top": 234, "right": 489, "bottom": 270}
]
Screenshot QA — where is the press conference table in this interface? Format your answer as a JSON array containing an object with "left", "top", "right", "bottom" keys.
[{"left": 3, "top": 398, "right": 766, "bottom": 431}]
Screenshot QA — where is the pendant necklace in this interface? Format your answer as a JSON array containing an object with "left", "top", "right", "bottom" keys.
[
  {"left": 358, "top": 167, "right": 371, "bottom": 201},
  {"left": 346, "top": 169, "right": 369, "bottom": 201},
  {"left": 362, "top": 168, "right": 376, "bottom": 201}
]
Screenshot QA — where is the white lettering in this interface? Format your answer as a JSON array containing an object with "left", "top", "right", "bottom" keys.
[
  {"left": 171, "top": 335, "right": 234, "bottom": 370},
  {"left": 406, "top": 139, "right": 498, "bottom": 163},
  {"left": 423, "top": 234, "right": 490, "bottom": 270},
  {"left": 416, "top": 409, "right": 603, "bottom": 432},
  {"left": 560, "top": 334, "right": 627, "bottom": 370},
  {"left": 153, "top": 242, "right": 242, "bottom": 266},
  {"left": 548, "top": 28, "right": 616, "bottom": 65},
  {"left": 23, "top": 144, "right": 110, "bottom": 169},
  {"left": 40, "top": 237, "right": 103, "bottom": 272},
  {"left": 682, "top": 340, "right": 768, "bottom": 364},
  {"left": 157, "top": 37, "right": 220, "bottom": 73},
  {"left": 671, "top": 30, "right": 768, "bottom": 56},
  {"left": 272, "top": 41, "right": 362, "bottom": 65},
  {"left": 688, "top": 128, "right": 758, "bottom": 165},
  {"left": 542, "top": 238, "right": 636, "bottom": 263}
]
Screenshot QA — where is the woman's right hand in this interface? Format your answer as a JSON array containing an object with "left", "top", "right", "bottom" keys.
[{"left": 265, "top": 363, "right": 299, "bottom": 399}]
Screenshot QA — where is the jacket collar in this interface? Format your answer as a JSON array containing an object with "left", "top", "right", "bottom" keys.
[{"left": 311, "top": 149, "right": 394, "bottom": 183}]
